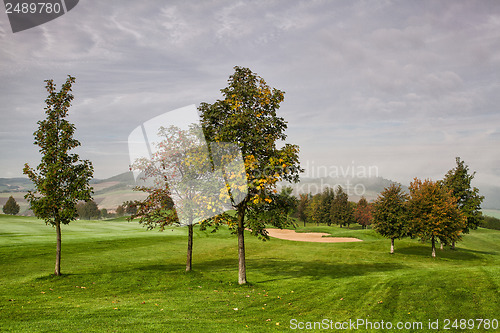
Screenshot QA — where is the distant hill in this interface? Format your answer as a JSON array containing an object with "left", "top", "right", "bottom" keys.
[
  {"left": 282, "top": 176, "right": 407, "bottom": 203},
  {"left": 0, "top": 178, "right": 34, "bottom": 192},
  {"left": 1, "top": 171, "right": 499, "bottom": 214}
]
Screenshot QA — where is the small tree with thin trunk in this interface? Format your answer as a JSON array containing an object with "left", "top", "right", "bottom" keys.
[
  {"left": 23, "top": 76, "right": 93, "bottom": 276},
  {"left": 3, "top": 196, "right": 20, "bottom": 215},
  {"left": 372, "top": 183, "right": 408, "bottom": 254},
  {"left": 407, "top": 178, "right": 466, "bottom": 257}
]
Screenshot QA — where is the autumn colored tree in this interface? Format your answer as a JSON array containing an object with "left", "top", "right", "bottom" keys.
[
  {"left": 354, "top": 196, "right": 372, "bottom": 229},
  {"left": 330, "top": 186, "right": 354, "bottom": 228},
  {"left": 200, "top": 66, "right": 301, "bottom": 284},
  {"left": 407, "top": 178, "right": 466, "bottom": 257},
  {"left": 2, "top": 196, "right": 20, "bottom": 215},
  {"left": 130, "top": 125, "right": 226, "bottom": 271},
  {"left": 442, "top": 157, "right": 484, "bottom": 249},
  {"left": 23, "top": 76, "right": 93, "bottom": 276},
  {"left": 306, "top": 193, "right": 323, "bottom": 226},
  {"left": 372, "top": 183, "right": 408, "bottom": 254},
  {"left": 129, "top": 187, "right": 178, "bottom": 230}
]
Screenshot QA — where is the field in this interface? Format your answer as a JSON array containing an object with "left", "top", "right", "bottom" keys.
[{"left": 0, "top": 215, "right": 499, "bottom": 332}]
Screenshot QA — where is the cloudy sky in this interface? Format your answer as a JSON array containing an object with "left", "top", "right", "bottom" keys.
[{"left": 1, "top": 0, "right": 499, "bottom": 189}]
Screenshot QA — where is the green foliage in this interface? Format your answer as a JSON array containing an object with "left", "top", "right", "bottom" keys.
[
  {"left": 116, "top": 205, "right": 125, "bottom": 217},
  {"left": 2, "top": 195, "right": 20, "bottom": 215},
  {"left": 76, "top": 200, "right": 101, "bottom": 220},
  {"left": 295, "top": 193, "right": 310, "bottom": 224},
  {"left": 372, "top": 183, "right": 408, "bottom": 240},
  {"left": 331, "top": 186, "right": 355, "bottom": 227},
  {"left": 442, "top": 157, "right": 484, "bottom": 233},
  {"left": 482, "top": 215, "right": 500, "bottom": 230},
  {"left": 200, "top": 66, "right": 302, "bottom": 233},
  {"left": 23, "top": 76, "right": 93, "bottom": 225},
  {"left": 22, "top": 76, "right": 93, "bottom": 275}
]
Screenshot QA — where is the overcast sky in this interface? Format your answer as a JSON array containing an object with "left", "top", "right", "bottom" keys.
[{"left": 1, "top": 0, "right": 499, "bottom": 188}]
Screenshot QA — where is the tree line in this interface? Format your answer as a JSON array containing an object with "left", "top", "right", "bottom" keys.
[{"left": 293, "top": 157, "right": 484, "bottom": 257}]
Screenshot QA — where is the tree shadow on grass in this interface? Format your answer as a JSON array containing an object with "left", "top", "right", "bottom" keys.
[
  {"left": 194, "top": 258, "right": 405, "bottom": 282},
  {"left": 397, "top": 245, "right": 491, "bottom": 260}
]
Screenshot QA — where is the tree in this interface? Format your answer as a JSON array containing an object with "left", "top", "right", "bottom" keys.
[
  {"left": 76, "top": 200, "right": 100, "bottom": 220},
  {"left": 407, "top": 178, "right": 466, "bottom": 257},
  {"left": 23, "top": 76, "right": 93, "bottom": 276},
  {"left": 116, "top": 205, "right": 125, "bottom": 217},
  {"left": 200, "top": 66, "right": 301, "bottom": 284},
  {"left": 100, "top": 208, "right": 108, "bottom": 219},
  {"left": 130, "top": 125, "right": 221, "bottom": 272},
  {"left": 330, "top": 186, "right": 354, "bottom": 228},
  {"left": 306, "top": 193, "right": 323, "bottom": 226},
  {"left": 442, "top": 157, "right": 484, "bottom": 249},
  {"left": 123, "top": 200, "right": 138, "bottom": 215},
  {"left": 354, "top": 196, "right": 372, "bottom": 229},
  {"left": 296, "top": 193, "right": 310, "bottom": 226},
  {"left": 2, "top": 196, "right": 20, "bottom": 215},
  {"left": 372, "top": 183, "right": 408, "bottom": 254},
  {"left": 320, "top": 187, "right": 335, "bottom": 226}
]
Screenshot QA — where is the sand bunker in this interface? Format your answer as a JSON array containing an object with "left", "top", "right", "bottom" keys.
[{"left": 266, "top": 229, "right": 362, "bottom": 243}]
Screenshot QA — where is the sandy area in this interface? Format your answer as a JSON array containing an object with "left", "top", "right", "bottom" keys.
[{"left": 266, "top": 228, "right": 362, "bottom": 243}]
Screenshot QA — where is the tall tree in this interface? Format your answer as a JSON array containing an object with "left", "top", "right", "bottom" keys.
[
  {"left": 306, "top": 193, "right": 323, "bottom": 226},
  {"left": 320, "top": 187, "right": 335, "bottom": 226},
  {"left": 2, "top": 196, "right": 20, "bottom": 215},
  {"left": 200, "top": 66, "right": 301, "bottom": 284},
  {"left": 407, "top": 178, "right": 466, "bottom": 257},
  {"left": 372, "top": 184, "right": 408, "bottom": 254},
  {"left": 296, "top": 193, "right": 310, "bottom": 227},
  {"left": 354, "top": 196, "right": 372, "bottom": 229},
  {"left": 23, "top": 76, "right": 93, "bottom": 276},
  {"left": 442, "top": 157, "right": 484, "bottom": 249},
  {"left": 331, "top": 186, "right": 354, "bottom": 228}
]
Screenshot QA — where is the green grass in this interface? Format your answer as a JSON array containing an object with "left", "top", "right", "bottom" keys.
[{"left": 0, "top": 215, "right": 499, "bottom": 332}]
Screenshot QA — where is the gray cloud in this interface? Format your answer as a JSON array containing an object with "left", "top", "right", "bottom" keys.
[{"left": 0, "top": 0, "right": 499, "bottom": 189}]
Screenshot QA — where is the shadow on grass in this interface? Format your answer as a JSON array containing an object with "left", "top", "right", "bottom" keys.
[
  {"left": 397, "top": 245, "right": 492, "bottom": 260},
  {"left": 195, "top": 258, "right": 405, "bottom": 282}
]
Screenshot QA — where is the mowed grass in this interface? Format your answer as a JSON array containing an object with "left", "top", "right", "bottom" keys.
[{"left": 0, "top": 215, "right": 499, "bottom": 332}]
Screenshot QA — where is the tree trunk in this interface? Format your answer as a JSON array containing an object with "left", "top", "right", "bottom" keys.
[
  {"left": 390, "top": 238, "right": 394, "bottom": 254},
  {"left": 186, "top": 224, "right": 193, "bottom": 272},
  {"left": 431, "top": 236, "right": 436, "bottom": 258},
  {"left": 440, "top": 242, "right": 444, "bottom": 250},
  {"left": 451, "top": 241, "right": 456, "bottom": 250},
  {"left": 237, "top": 205, "right": 247, "bottom": 285},
  {"left": 55, "top": 220, "right": 62, "bottom": 276}
]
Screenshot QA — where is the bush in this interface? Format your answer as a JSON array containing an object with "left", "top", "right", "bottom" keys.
[{"left": 482, "top": 216, "right": 500, "bottom": 230}]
